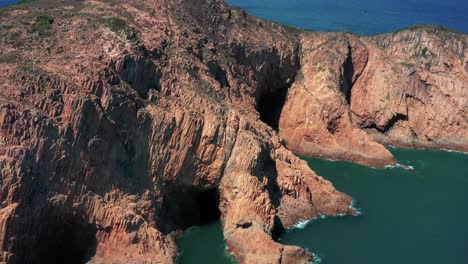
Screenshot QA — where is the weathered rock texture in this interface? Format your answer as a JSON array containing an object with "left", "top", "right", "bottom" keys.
[
  {"left": 0, "top": 0, "right": 466, "bottom": 263},
  {"left": 280, "top": 28, "right": 468, "bottom": 167}
]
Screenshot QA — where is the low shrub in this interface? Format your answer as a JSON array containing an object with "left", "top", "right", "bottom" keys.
[
  {"left": 33, "top": 14, "right": 54, "bottom": 36},
  {"left": 103, "top": 17, "right": 127, "bottom": 32}
]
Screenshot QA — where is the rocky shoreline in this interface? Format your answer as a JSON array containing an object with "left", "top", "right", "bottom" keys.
[{"left": 0, "top": 0, "right": 466, "bottom": 263}]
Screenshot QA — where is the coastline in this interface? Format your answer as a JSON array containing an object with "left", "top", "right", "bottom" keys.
[{"left": 0, "top": 1, "right": 466, "bottom": 263}]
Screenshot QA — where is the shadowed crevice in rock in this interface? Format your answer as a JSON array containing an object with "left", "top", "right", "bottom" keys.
[
  {"left": 362, "top": 113, "right": 409, "bottom": 133},
  {"left": 254, "top": 49, "right": 300, "bottom": 132},
  {"left": 256, "top": 87, "right": 289, "bottom": 131},
  {"left": 340, "top": 44, "right": 355, "bottom": 105},
  {"left": 382, "top": 113, "right": 408, "bottom": 133},
  {"left": 258, "top": 148, "right": 283, "bottom": 209},
  {"left": 36, "top": 218, "right": 97, "bottom": 264},
  {"left": 114, "top": 55, "right": 162, "bottom": 99},
  {"left": 8, "top": 206, "right": 97, "bottom": 264},
  {"left": 198, "top": 188, "right": 222, "bottom": 224},
  {"left": 207, "top": 60, "right": 230, "bottom": 88},
  {"left": 236, "top": 222, "right": 252, "bottom": 229},
  {"left": 228, "top": 41, "right": 300, "bottom": 131},
  {"left": 271, "top": 215, "right": 286, "bottom": 241}
]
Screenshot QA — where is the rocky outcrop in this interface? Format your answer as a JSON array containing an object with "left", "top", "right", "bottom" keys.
[
  {"left": 220, "top": 131, "right": 352, "bottom": 263},
  {"left": 279, "top": 33, "right": 396, "bottom": 168},
  {"left": 352, "top": 28, "right": 468, "bottom": 152},
  {"left": 0, "top": 0, "right": 466, "bottom": 263},
  {"left": 280, "top": 28, "right": 467, "bottom": 168}
]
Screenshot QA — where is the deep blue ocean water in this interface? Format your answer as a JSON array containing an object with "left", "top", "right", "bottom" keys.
[
  {"left": 2, "top": 0, "right": 467, "bottom": 35},
  {"left": 227, "top": 0, "right": 468, "bottom": 35},
  {"left": 0, "top": 0, "right": 22, "bottom": 8}
]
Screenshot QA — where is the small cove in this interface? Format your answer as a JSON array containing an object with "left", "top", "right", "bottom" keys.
[
  {"left": 177, "top": 148, "right": 468, "bottom": 264},
  {"left": 178, "top": 2, "right": 468, "bottom": 262}
]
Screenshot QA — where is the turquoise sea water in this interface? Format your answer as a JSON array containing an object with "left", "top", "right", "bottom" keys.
[
  {"left": 176, "top": 222, "right": 237, "bottom": 264},
  {"left": 281, "top": 148, "right": 468, "bottom": 264},
  {"left": 227, "top": 0, "right": 468, "bottom": 35},
  {"left": 177, "top": 148, "right": 468, "bottom": 264}
]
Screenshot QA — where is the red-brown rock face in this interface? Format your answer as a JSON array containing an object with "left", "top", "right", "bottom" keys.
[
  {"left": 280, "top": 29, "right": 467, "bottom": 168},
  {"left": 352, "top": 30, "right": 468, "bottom": 152},
  {"left": 279, "top": 33, "right": 396, "bottom": 168},
  {"left": 0, "top": 0, "right": 466, "bottom": 263}
]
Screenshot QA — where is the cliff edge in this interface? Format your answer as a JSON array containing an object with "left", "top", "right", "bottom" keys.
[
  {"left": 0, "top": 0, "right": 466, "bottom": 263},
  {"left": 280, "top": 27, "right": 467, "bottom": 168}
]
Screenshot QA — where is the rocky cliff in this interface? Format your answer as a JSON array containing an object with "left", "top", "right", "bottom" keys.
[
  {"left": 280, "top": 28, "right": 468, "bottom": 168},
  {"left": 0, "top": 0, "right": 466, "bottom": 263}
]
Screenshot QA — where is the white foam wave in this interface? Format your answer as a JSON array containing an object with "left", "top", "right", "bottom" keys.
[
  {"left": 349, "top": 199, "right": 363, "bottom": 216},
  {"left": 311, "top": 253, "right": 322, "bottom": 264},
  {"left": 292, "top": 199, "right": 362, "bottom": 229},
  {"left": 385, "top": 163, "right": 415, "bottom": 171},
  {"left": 292, "top": 214, "right": 328, "bottom": 229},
  {"left": 223, "top": 245, "right": 238, "bottom": 262},
  {"left": 387, "top": 144, "right": 468, "bottom": 155},
  {"left": 442, "top": 149, "right": 468, "bottom": 155},
  {"left": 293, "top": 219, "right": 313, "bottom": 229}
]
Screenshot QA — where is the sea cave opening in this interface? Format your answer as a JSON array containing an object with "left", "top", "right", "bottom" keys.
[
  {"left": 34, "top": 214, "right": 97, "bottom": 264},
  {"left": 197, "top": 188, "right": 222, "bottom": 224},
  {"left": 158, "top": 187, "right": 222, "bottom": 234},
  {"left": 255, "top": 87, "right": 288, "bottom": 131},
  {"left": 253, "top": 56, "right": 299, "bottom": 132}
]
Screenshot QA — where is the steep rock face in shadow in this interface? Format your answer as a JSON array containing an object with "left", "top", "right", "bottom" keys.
[{"left": 0, "top": 0, "right": 466, "bottom": 263}]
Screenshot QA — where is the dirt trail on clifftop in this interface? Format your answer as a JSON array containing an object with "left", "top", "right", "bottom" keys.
[{"left": 0, "top": 0, "right": 466, "bottom": 263}]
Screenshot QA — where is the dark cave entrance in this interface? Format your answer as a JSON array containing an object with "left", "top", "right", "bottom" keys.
[
  {"left": 256, "top": 87, "right": 288, "bottom": 131},
  {"left": 35, "top": 216, "right": 97, "bottom": 264},
  {"left": 253, "top": 59, "right": 299, "bottom": 132},
  {"left": 158, "top": 187, "right": 222, "bottom": 234},
  {"left": 11, "top": 209, "right": 98, "bottom": 264},
  {"left": 197, "top": 188, "right": 222, "bottom": 224}
]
